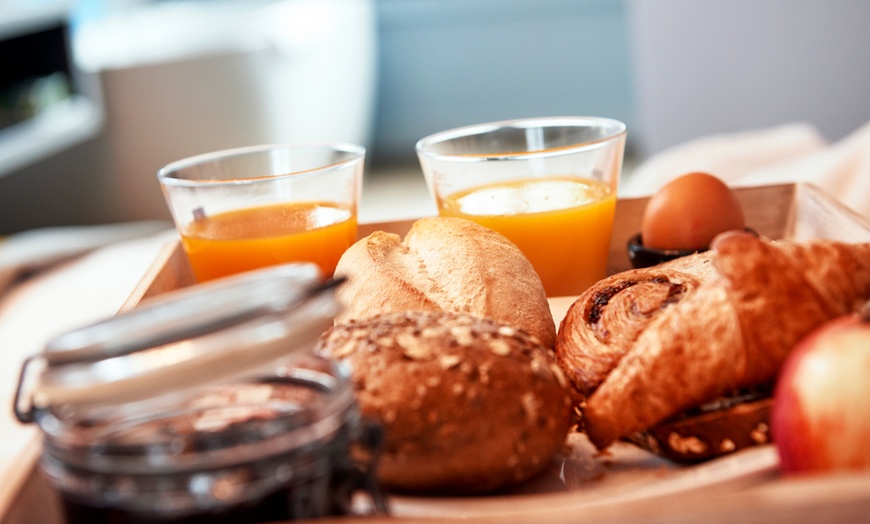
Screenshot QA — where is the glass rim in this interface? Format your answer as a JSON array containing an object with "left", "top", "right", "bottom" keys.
[
  {"left": 157, "top": 142, "right": 366, "bottom": 186},
  {"left": 415, "top": 116, "right": 626, "bottom": 162}
]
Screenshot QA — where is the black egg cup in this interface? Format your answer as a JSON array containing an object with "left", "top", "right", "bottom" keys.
[
  {"left": 627, "top": 228, "right": 758, "bottom": 269},
  {"left": 626, "top": 233, "right": 703, "bottom": 269}
]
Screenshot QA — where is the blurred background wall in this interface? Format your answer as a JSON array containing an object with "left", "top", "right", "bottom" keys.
[
  {"left": 369, "top": 0, "right": 633, "bottom": 165},
  {"left": 1, "top": 0, "right": 869, "bottom": 233},
  {"left": 629, "top": 0, "right": 870, "bottom": 156}
]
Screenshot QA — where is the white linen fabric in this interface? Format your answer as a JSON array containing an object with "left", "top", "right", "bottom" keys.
[{"left": 622, "top": 121, "right": 870, "bottom": 219}]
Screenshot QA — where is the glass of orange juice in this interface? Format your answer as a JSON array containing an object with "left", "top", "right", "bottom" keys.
[
  {"left": 158, "top": 143, "right": 364, "bottom": 282},
  {"left": 416, "top": 117, "right": 626, "bottom": 297}
]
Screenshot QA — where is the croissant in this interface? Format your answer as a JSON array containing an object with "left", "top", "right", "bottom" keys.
[{"left": 556, "top": 231, "right": 870, "bottom": 450}]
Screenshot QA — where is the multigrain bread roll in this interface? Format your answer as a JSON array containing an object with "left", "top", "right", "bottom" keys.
[
  {"left": 334, "top": 217, "right": 556, "bottom": 348},
  {"left": 316, "top": 311, "right": 574, "bottom": 494}
]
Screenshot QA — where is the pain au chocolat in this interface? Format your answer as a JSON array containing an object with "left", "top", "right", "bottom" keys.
[{"left": 556, "top": 231, "right": 870, "bottom": 460}]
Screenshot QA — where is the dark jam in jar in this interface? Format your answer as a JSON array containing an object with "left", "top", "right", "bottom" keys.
[
  {"left": 36, "top": 359, "right": 381, "bottom": 524},
  {"left": 57, "top": 434, "right": 355, "bottom": 524}
]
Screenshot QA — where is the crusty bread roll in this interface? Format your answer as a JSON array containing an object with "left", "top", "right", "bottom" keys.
[
  {"left": 334, "top": 217, "right": 556, "bottom": 348},
  {"left": 316, "top": 311, "right": 573, "bottom": 494}
]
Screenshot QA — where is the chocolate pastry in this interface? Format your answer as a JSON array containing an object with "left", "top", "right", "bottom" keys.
[{"left": 557, "top": 231, "right": 870, "bottom": 454}]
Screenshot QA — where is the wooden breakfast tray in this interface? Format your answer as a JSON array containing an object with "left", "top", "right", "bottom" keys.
[{"left": 4, "top": 183, "right": 870, "bottom": 524}]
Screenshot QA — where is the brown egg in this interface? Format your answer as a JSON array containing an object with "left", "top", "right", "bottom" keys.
[{"left": 641, "top": 172, "right": 745, "bottom": 251}]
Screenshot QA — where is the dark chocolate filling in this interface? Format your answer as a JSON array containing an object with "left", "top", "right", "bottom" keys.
[{"left": 587, "top": 277, "right": 686, "bottom": 325}]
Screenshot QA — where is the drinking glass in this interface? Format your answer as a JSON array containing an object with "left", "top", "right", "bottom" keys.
[
  {"left": 158, "top": 143, "right": 364, "bottom": 282},
  {"left": 416, "top": 117, "right": 626, "bottom": 296}
]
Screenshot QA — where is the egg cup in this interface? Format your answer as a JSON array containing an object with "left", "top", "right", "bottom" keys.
[
  {"left": 626, "top": 234, "right": 700, "bottom": 269},
  {"left": 627, "top": 228, "right": 758, "bottom": 269}
]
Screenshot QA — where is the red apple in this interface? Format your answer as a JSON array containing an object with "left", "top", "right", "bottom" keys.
[{"left": 772, "top": 304, "right": 870, "bottom": 475}]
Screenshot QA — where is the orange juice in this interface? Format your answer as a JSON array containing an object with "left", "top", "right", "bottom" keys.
[
  {"left": 440, "top": 177, "right": 615, "bottom": 296},
  {"left": 180, "top": 202, "right": 356, "bottom": 282}
]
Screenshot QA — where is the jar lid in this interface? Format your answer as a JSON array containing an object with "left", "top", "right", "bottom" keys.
[{"left": 15, "top": 263, "right": 342, "bottom": 421}]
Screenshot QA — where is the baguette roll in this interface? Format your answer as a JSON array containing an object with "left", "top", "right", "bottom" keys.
[{"left": 334, "top": 217, "right": 556, "bottom": 348}]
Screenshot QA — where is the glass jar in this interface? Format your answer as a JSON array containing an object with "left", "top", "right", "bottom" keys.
[{"left": 14, "top": 263, "right": 386, "bottom": 523}]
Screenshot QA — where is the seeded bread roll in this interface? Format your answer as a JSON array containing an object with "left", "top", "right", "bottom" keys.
[
  {"left": 334, "top": 217, "right": 556, "bottom": 348},
  {"left": 316, "top": 310, "right": 573, "bottom": 494}
]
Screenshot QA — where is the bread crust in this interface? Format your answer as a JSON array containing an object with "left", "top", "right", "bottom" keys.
[
  {"left": 316, "top": 311, "right": 573, "bottom": 494},
  {"left": 334, "top": 217, "right": 556, "bottom": 348}
]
